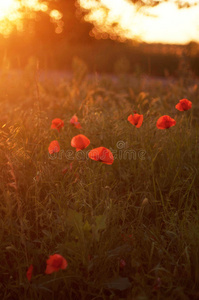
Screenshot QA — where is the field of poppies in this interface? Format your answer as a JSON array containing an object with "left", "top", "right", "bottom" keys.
[{"left": 0, "top": 68, "right": 199, "bottom": 300}]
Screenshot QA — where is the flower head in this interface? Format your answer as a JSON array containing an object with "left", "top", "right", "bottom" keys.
[
  {"left": 175, "top": 99, "right": 192, "bottom": 111},
  {"left": 88, "top": 147, "right": 114, "bottom": 165},
  {"left": 51, "top": 118, "right": 64, "bottom": 132},
  {"left": 119, "top": 259, "right": 126, "bottom": 269},
  {"left": 26, "top": 264, "right": 33, "bottom": 281},
  {"left": 71, "top": 134, "right": 90, "bottom": 151},
  {"left": 48, "top": 140, "right": 60, "bottom": 154},
  {"left": 156, "top": 115, "right": 176, "bottom": 129},
  {"left": 45, "top": 254, "right": 68, "bottom": 275},
  {"left": 128, "top": 113, "right": 143, "bottom": 128},
  {"left": 70, "top": 115, "right": 82, "bottom": 129}
]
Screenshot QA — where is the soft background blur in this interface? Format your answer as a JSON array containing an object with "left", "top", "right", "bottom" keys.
[{"left": 0, "top": 0, "right": 199, "bottom": 76}]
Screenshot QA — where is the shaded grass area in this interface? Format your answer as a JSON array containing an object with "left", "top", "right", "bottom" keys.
[
  {"left": 0, "top": 68, "right": 199, "bottom": 299},
  {"left": 1, "top": 39, "right": 199, "bottom": 77}
]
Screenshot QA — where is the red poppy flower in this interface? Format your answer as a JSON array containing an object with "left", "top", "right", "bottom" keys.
[
  {"left": 153, "top": 277, "right": 162, "bottom": 291},
  {"left": 71, "top": 134, "right": 90, "bottom": 151},
  {"left": 121, "top": 233, "right": 133, "bottom": 242},
  {"left": 70, "top": 115, "right": 82, "bottom": 129},
  {"left": 26, "top": 264, "right": 33, "bottom": 281},
  {"left": 48, "top": 140, "right": 60, "bottom": 154},
  {"left": 51, "top": 118, "right": 64, "bottom": 132},
  {"left": 175, "top": 99, "right": 192, "bottom": 111},
  {"left": 45, "top": 254, "right": 68, "bottom": 275},
  {"left": 127, "top": 113, "right": 143, "bottom": 128},
  {"left": 88, "top": 147, "right": 114, "bottom": 165},
  {"left": 119, "top": 259, "right": 126, "bottom": 269},
  {"left": 156, "top": 115, "right": 176, "bottom": 129}
]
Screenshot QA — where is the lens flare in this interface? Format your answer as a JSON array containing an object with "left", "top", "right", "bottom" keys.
[
  {"left": 77, "top": 0, "right": 199, "bottom": 44},
  {"left": 0, "top": 0, "right": 49, "bottom": 36},
  {"left": 0, "top": 0, "right": 18, "bottom": 20}
]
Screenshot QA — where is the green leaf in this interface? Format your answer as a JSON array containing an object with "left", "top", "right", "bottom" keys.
[
  {"left": 66, "top": 209, "right": 84, "bottom": 239},
  {"left": 95, "top": 215, "right": 107, "bottom": 232},
  {"left": 92, "top": 214, "right": 107, "bottom": 242},
  {"left": 83, "top": 220, "right": 92, "bottom": 232}
]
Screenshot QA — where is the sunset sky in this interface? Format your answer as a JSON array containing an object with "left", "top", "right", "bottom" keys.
[
  {"left": 78, "top": 0, "right": 199, "bottom": 44},
  {"left": 0, "top": 0, "right": 199, "bottom": 44}
]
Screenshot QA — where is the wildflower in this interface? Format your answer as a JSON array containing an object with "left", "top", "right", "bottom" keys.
[
  {"left": 70, "top": 115, "right": 82, "bottom": 129},
  {"left": 45, "top": 254, "right": 68, "bottom": 275},
  {"left": 127, "top": 113, "right": 143, "bottom": 128},
  {"left": 51, "top": 118, "right": 64, "bottom": 132},
  {"left": 62, "top": 162, "right": 73, "bottom": 174},
  {"left": 121, "top": 233, "right": 133, "bottom": 242},
  {"left": 119, "top": 259, "right": 126, "bottom": 269},
  {"left": 156, "top": 115, "right": 176, "bottom": 129},
  {"left": 153, "top": 277, "right": 162, "bottom": 291},
  {"left": 48, "top": 140, "right": 60, "bottom": 154},
  {"left": 26, "top": 264, "right": 33, "bottom": 281},
  {"left": 88, "top": 147, "right": 114, "bottom": 165},
  {"left": 71, "top": 134, "right": 90, "bottom": 151},
  {"left": 175, "top": 99, "right": 192, "bottom": 111}
]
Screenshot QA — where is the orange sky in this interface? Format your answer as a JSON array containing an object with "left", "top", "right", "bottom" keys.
[
  {"left": 0, "top": 0, "right": 61, "bottom": 36},
  {"left": 0, "top": 0, "right": 199, "bottom": 44},
  {"left": 78, "top": 0, "right": 199, "bottom": 44}
]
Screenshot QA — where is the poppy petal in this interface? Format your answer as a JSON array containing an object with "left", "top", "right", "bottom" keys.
[
  {"left": 48, "top": 140, "right": 60, "bottom": 154},
  {"left": 45, "top": 254, "right": 68, "bottom": 274},
  {"left": 70, "top": 115, "right": 78, "bottom": 124},
  {"left": 175, "top": 103, "right": 184, "bottom": 111},
  {"left": 45, "top": 264, "right": 57, "bottom": 275},
  {"left": 71, "top": 134, "right": 90, "bottom": 151},
  {"left": 128, "top": 113, "right": 143, "bottom": 128},
  {"left": 74, "top": 122, "right": 82, "bottom": 129},
  {"left": 61, "top": 259, "right": 68, "bottom": 270},
  {"left": 70, "top": 115, "right": 82, "bottom": 129},
  {"left": 26, "top": 264, "right": 33, "bottom": 281},
  {"left": 88, "top": 147, "right": 114, "bottom": 165},
  {"left": 51, "top": 118, "right": 64, "bottom": 132},
  {"left": 156, "top": 115, "right": 176, "bottom": 129},
  {"left": 175, "top": 99, "right": 192, "bottom": 111}
]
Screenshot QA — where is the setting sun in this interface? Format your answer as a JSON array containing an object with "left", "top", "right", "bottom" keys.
[
  {"left": 1, "top": 0, "right": 199, "bottom": 43},
  {"left": 0, "top": 0, "right": 48, "bottom": 36},
  {"left": 0, "top": 0, "right": 21, "bottom": 25},
  {"left": 78, "top": 0, "right": 199, "bottom": 44},
  {"left": 0, "top": 0, "right": 17, "bottom": 18},
  {"left": 0, "top": 0, "right": 14, "bottom": 17}
]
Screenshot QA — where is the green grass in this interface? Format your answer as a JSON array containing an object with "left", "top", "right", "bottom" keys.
[{"left": 0, "top": 67, "right": 199, "bottom": 300}]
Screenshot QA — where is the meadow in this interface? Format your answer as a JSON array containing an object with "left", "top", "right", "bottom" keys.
[{"left": 0, "top": 62, "right": 199, "bottom": 300}]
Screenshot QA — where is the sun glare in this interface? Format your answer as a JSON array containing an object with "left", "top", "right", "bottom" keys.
[
  {"left": 78, "top": 0, "right": 199, "bottom": 44},
  {"left": 0, "top": 0, "right": 20, "bottom": 20},
  {"left": 0, "top": 0, "right": 199, "bottom": 44},
  {"left": 0, "top": 0, "right": 49, "bottom": 36}
]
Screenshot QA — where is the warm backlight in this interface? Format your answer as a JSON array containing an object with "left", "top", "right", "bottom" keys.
[
  {"left": 0, "top": 0, "right": 15, "bottom": 18},
  {"left": 0, "top": 0, "right": 49, "bottom": 36},
  {"left": 0, "top": 0, "right": 199, "bottom": 44},
  {"left": 78, "top": 0, "right": 199, "bottom": 44}
]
